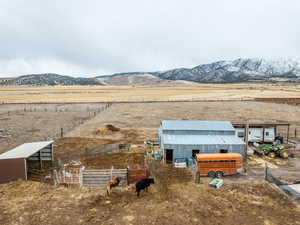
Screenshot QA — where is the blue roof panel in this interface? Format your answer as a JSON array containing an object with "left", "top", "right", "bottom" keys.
[{"left": 161, "top": 120, "right": 235, "bottom": 131}]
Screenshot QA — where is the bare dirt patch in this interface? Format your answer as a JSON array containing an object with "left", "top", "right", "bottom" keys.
[
  {"left": 82, "top": 152, "right": 145, "bottom": 169},
  {"left": 54, "top": 137, "right": 117, "bottom": 161},
  {"left": 54, "top": 137, "right": 145, "bottom": 169}
]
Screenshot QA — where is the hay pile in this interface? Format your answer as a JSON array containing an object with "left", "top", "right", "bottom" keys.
[{"left": 95, "top": 124, "right": 120, "bottom": 135}]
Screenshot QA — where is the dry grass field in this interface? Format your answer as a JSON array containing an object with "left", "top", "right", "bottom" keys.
[
  {"left": 68, "top": 101, "right": 300, "bottom": 144},
  {"left": 1, "top": 83, "right": 300, "bottom": 103}
]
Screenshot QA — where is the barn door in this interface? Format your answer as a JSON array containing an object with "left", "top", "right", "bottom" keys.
[
  {"left": 192, "top": 150, "right": 200, "bottom": 158},
  {"left": 166, "top": 149, "right": 173, "bottom": 163}
]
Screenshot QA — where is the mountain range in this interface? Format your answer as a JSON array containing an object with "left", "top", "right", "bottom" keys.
[{"left": 1, "top": 58, "right": 300, "bottom": 86}]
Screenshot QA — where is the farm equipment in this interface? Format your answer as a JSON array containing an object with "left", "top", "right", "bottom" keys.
[{"left": 255, "top": 144, "right": 289, "bottom": 158}]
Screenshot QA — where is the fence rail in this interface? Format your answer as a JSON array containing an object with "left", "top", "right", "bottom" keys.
[
  {"left": 81, "top": 168, "right": 128, "bottom": 188},
  {"left": 53, "top": 166, "right": 149, "bottom": 188}
]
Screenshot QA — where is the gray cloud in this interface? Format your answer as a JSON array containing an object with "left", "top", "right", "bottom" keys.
[{"left": 0, "top": 0, "right": 299, "bottom": 77}]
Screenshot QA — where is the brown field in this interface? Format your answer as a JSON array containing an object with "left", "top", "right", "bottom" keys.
[{"left": 1, "top": 83, "right": 300, "bottom": 103}]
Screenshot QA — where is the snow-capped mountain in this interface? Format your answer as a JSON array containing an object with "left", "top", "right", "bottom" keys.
[{"left": 151, "top": 58, "right": 300, "bottom": 82}]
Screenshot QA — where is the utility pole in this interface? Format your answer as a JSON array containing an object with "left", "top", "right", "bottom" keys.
[{"left": 287, "top": 124, "right": 290, "bottom": 143}]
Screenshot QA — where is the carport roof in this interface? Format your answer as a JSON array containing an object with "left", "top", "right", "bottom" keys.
[{"left": 0, "top": 141, "right": 53, "bottom": 160}]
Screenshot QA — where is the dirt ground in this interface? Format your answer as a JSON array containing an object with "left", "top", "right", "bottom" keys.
[
  {"left": 82, "top": 152, "right": 145, "bottom": 169},
  {"left": 0, "top": 178, "right": 299, "bottom": 225},
  {"left": 54, "top": 137, "right": 145, "bottom": 169},
  {"left": 68, "top": 101, "right": 300, "bottom": 144},
  {"left": 54, "top": 137, "right": 117, "bottom": 160}
]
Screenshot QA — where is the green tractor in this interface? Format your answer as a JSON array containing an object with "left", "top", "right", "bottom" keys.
[{"left": 259, "top": 144, "right": 288, "bottom": 159}]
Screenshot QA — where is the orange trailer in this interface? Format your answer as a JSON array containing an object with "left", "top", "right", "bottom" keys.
[{"left": 196, "top": 153, "right": 243, "bottom": 177}]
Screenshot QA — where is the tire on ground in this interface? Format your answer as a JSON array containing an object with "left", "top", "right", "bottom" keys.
[{"left": 208, "top": 171, "right": 216, "bottom": 178}]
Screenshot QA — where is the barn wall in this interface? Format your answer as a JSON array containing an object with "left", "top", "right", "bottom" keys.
[
  {"left": 0, "top": 158, "right": 26, "bottom": 184},
  {"left": 163, "top": 144, "right": 245, "bottom": 162}
]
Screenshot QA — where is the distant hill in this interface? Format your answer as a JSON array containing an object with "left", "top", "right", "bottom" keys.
[
  {"left": 2, "top": 73, "right": 102, "bottom": 86},
  {"left": 2, "top": 58, "right": 300, "bottom": 86},
  {"left": 97, "top": 73, "right": 198, "bottom": 86}
]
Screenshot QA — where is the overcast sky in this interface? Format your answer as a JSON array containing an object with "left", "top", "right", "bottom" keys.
[{"left": 0, "top": 0, "right": 299, "bottom": 77}]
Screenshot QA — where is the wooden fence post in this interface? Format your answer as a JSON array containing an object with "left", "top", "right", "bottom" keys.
[
  {"left": 265, "top": 163, "right": 268, "bottom": 181},
  {"left": 287, "top": 124, "right": 290, "bottom": 143},
  {"left": 127, "top": 167, "right": 129, "bottom": 186},
  {"left": 53, "top": 170, "right": 59, "bottom": 186},
  {"left": 110, "top": 166, "right": 113, "bottom": 179},
  {"left": 79, "top": 168, "right": 83, "bottom": 188}
]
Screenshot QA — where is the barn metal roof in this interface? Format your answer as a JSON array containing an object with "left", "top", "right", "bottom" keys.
[
  {"left": 162, "top": 134, "right": 244, "bottom": 145},
  {"left": 0, "top": 141, "right": 53, "bottom": 160},
  {"left": 161, "top": 120, "right": 235, "bottom": 131}
]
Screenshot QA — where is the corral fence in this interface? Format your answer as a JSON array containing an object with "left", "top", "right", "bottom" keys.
[
  {"left": 81, "top": 168, "right": 128, "bottom": 188},
  {"left": 27, "top": 168, "right": 53, "bottom": 182},
  {"left": 53, "top": 166, "right": 150, "bottom": 188},
  {"left": 53, "top": 167, "right": 81, "bottom": 186}
]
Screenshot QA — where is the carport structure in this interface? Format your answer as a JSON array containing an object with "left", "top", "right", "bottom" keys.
[{"left": 0, "top": 141, "right": 54, "bottom": 184}]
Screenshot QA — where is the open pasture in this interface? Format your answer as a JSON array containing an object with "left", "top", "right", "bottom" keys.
[{"left": 1, "top": 83, "right": 300, "bottom": 103}]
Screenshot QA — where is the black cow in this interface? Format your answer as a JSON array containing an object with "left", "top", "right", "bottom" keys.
[{"left": 135, "top": 178, "right": 155, "bottom": 197}]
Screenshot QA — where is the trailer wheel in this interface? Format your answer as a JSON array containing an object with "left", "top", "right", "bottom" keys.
[
  {"left": 208, "top": 171, "right": 216, "bottom": 178},
  {"left": 216, "top": 171, "right": 223, "bottom": 178}
]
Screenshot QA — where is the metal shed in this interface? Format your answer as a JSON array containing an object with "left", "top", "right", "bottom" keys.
[
  {"left": 233, "top": 123, "right": 290, "bottom": 143},
  {"left": 0, "top": 141, "right": 54, "bottom": 184},
  {"left": 159, "top": 120, "right": 245, "bottom": 163}
]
